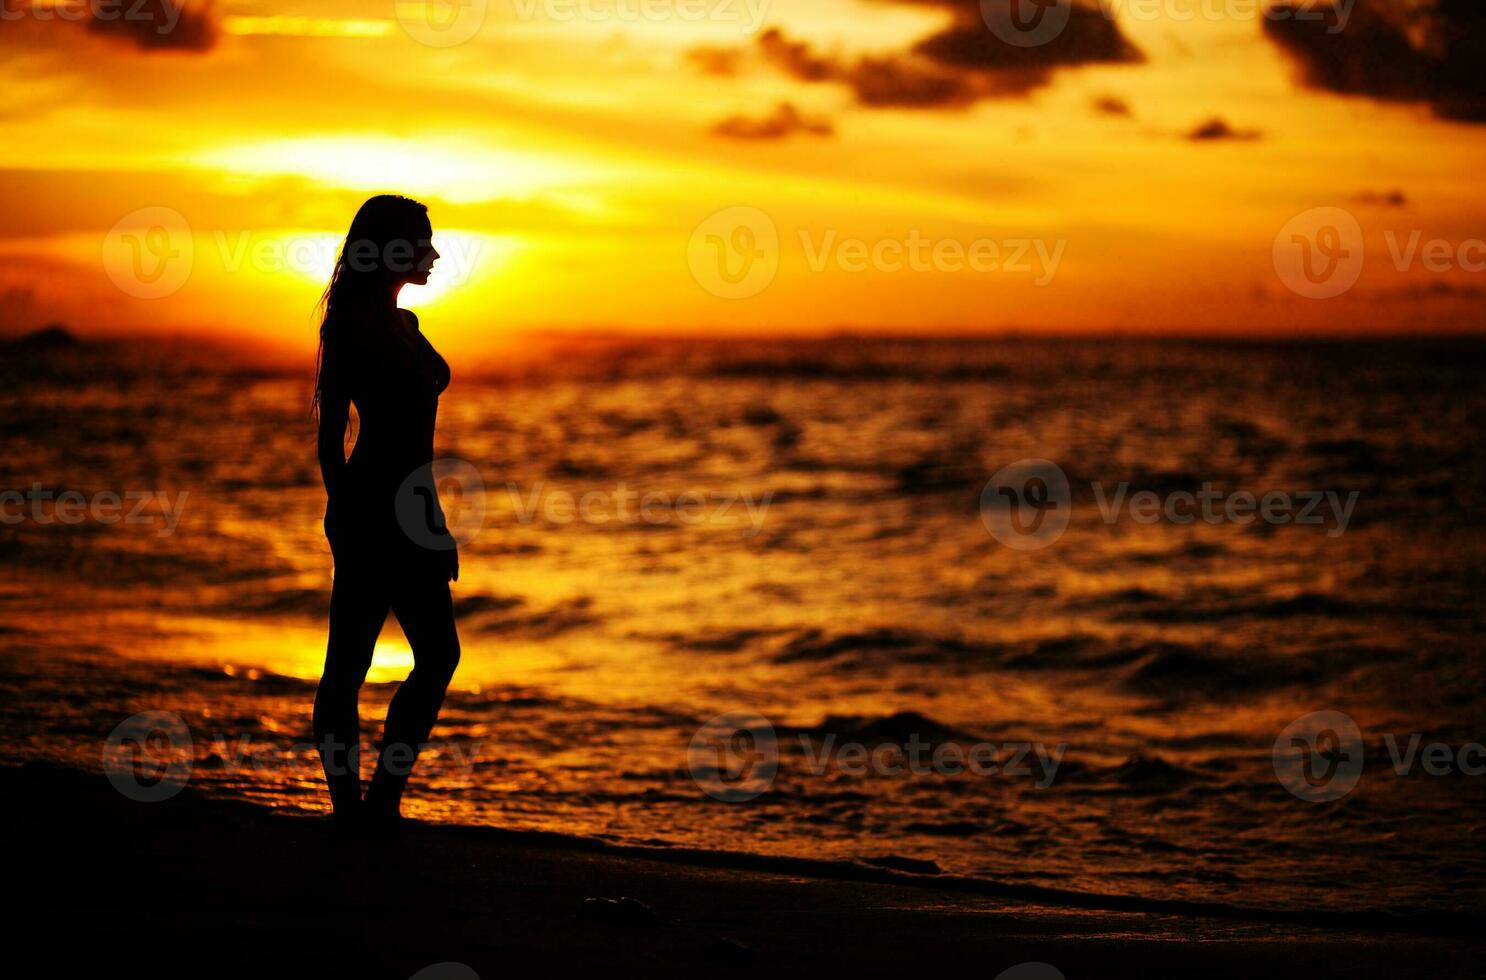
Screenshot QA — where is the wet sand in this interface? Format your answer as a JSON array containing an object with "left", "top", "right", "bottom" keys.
[{"left": 7, "top": 764, "right": 1480, "bottom": 978}]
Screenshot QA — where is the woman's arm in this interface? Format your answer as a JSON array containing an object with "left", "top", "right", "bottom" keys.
[{"left": 317, "top": 388, "right": 350, "bottom": 502}]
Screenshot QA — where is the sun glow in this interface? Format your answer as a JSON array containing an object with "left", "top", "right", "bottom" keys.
[
  {"left": 404, "top": 230, "right": 509, "bottom": 307},
  {"left": 279, "top": 229, "right": 511, "bottom": 309},
  {"left": 368, "top": 639, "right": 415, "bottom": 684},
  {"left": 188, "top": 137, "right": 606, "bottom": 205},
  {"left": 223, "top": 15, "right": 398, "bottom": 39}
]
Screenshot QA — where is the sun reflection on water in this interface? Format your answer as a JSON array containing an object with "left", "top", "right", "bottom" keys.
[{"left": 367, "top": 639, "right": 414, "bottom": 684}]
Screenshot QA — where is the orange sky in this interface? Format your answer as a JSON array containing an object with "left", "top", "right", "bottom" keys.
[{"left": 1, "top": 0, "right": 1483, "bottom": 355}]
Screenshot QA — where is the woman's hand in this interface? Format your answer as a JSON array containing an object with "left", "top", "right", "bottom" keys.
[{"left": 447, "top": 544, "right": 460, "bottom": 583}]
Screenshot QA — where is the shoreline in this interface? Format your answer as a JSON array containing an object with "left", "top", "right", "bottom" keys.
[
  {"left": 7, "top": 327, "right": 1486, "bottom": 382},
  {"left": 10, "top": 762, "right": 1482, "bottom": 978}
]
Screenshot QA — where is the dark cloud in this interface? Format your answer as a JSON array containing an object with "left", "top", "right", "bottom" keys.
[
  {"left": 910, "top": 1, "right": 1140, "bottom": 73},
  {"left": 1186, "top": 117, "right": 1261, "bottom": 141},
  {"left": 711, "top": 102, "right": 835, "bottom": 140},
  {"left": 692, "top": 2, "right": 1141, "bottom": 112},
  {"left": 845, "top": 56, "right": 982, "bottom": 108},
  {"left": 1093, "top": 94, "right": 1132, "bottom": 116},
  {"left": 1386, "top": 280, "right": 1486, "bottom": 301},
  {"left": 89, "top": 0, "right": 218, "bottom": 52},
  {"left": 7, "top": 0, "right": 220, "bottom": 53},
  {"left": 1354, "top": 188, "right": 1409, "bottom": 207},
  {"left": 758, "top": 26, "right": 839, "bottom": 82},
  {"left": 686, "top": 45, "right": 743, "bottom": 77},
  {"left": 753, "top": 28, "right": 979, "bottom": 108},
  {"left": 1264, "top": 0, "right": 1486, "bottom": 123}
]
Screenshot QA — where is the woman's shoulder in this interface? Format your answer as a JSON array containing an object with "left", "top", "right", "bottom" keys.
[{"left": 398, "top": 308, "right": 420, "bottom": 331}]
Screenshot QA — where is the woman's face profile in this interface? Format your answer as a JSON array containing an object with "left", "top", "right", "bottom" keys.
[{"left": 407, "top": 219, "right": 439, "bottom": 287}]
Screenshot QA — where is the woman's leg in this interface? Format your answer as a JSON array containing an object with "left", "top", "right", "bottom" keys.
[
  {"left": 313, "top": 570, "right": 391, "bottom": 818},
  {"left": 364, "top": 576, "right": 461, "bottom": 818}
]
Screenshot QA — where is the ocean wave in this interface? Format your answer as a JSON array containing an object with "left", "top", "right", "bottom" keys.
[
  {"left": 465, "top": 595, "right": 598, "bottom": 639},
  {"left": 1053, "top": 754, "right": 1216, "bottom": 795},
  {"left": 763, "top": 626, "right": 1366, "bottom": 698},
  {"left": 771, "top": 627, "right": 982, "bottom": 667},
  {"left": 1097, "top": 589, "right": 1361, "bottom": 623},
  {"left": 785, "top": 710, "right": 981, "bottom": 747}
]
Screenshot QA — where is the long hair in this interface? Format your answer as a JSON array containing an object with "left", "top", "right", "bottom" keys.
[{"left": 312, "top": 194, "right": 430, "bottom": 418}]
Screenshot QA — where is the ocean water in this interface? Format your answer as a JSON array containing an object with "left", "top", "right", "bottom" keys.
[{"left": 2, "top": 334, "right": 1483, "bottom": 918}]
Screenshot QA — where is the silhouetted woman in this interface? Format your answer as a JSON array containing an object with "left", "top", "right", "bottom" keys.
[{"left": 312, "top": 194, "right": 459, "bottom": 825}]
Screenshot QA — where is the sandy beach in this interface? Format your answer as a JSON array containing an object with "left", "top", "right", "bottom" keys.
[{"left": 8, "top": 763, "right": 1480, "bottom": 979}]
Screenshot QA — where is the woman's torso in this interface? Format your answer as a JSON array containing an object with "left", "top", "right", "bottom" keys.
[{"left": 332, "top": 308, "right": 450, "bottom": 493}]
